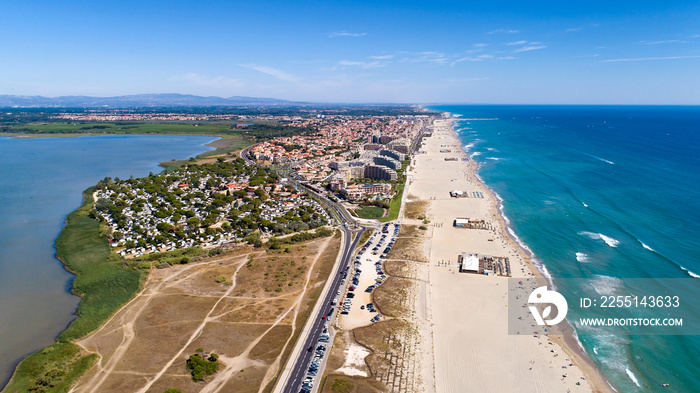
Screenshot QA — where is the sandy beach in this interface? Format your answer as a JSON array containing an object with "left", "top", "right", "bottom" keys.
[{"left": 404, "top": 118, "right": 614, "bottom": 393}]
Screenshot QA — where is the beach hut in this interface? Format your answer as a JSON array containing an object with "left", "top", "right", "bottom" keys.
[{"left": 459, "top": 253, "right": 480, "bottom": 273}]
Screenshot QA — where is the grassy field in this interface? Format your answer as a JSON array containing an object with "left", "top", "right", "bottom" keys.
[
  {"left": 9, "top": 122, "right": 235, "bottom": 135},
  {"left": 379, "top": 184, "right": 404, "bottom": 223},
  {"left": 55, "top": 188, "right": 143, "bottom": 342},
  {"left": 1, "top": 343, "right": 97, "bottom": 393},
  {"left": 354, "top": 206, "right": 384, "bottom": 219},
  {"left": 160, "top": 135, "right": 253, "bottom": 172}
]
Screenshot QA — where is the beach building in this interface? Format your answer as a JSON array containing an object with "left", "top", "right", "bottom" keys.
[
  {"left": 453, "top": 217, "right": 489, "bottom": 229},
  {"left": 450, "top": 190, "right": 467, "bottom": 198},
  {"left": 458, "top": 253, "right": 511, "bottom": 276}
]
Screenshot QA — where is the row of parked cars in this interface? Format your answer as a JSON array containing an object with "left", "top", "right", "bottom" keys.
[{"left": 300, "top": 325, "right": 331, "bottom": 392}]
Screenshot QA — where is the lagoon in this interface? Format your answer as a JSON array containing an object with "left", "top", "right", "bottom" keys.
[{"left": 0, "top": 135, "right": 216, "bottom": 388}]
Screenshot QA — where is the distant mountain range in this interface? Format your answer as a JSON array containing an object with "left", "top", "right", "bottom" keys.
[{"left": 0, "top": 94, "right": 302, "bottom": 108}]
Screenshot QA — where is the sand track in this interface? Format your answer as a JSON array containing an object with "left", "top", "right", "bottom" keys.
[{"left": 69, "top": 236, "right": 337, "bottom": 393}]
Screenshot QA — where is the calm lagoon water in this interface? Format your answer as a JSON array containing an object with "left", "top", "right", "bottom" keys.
[{"left": 0, "top": 134, "right": 216, "bottom": 387}]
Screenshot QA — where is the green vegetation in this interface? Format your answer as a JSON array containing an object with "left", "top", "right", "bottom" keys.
[
  {"left": 132, "top": 246, "right": 208, "bottom": 268},
  {"left": 354, "top": 206, "right": 384, "bottom": 219},
  {"left": 6, "top": 122, "right": 235, "bottom": 136},
  {"left": 330, "top": 377, "right": 354, "bottom": 393},
  {"left": 163, "top": 389, "right": 182, "bottom": 393},
  {"left": 266, "top": 227, "right": 335, "bottom": 249},
  {"left": 56, "top": 188, "right": 143, "bottom": 342},
  {"left": 379, "top": 183, "right": 404, "bottom": 223},
  {"left": 97, "top": 159, "right": 328, "bottom": 255},
  {"left": 1, "top": 343, "right": 97, "bottom": 393},
  {"left": 186, "top": 353, "right": 219, "bottom": 381}
]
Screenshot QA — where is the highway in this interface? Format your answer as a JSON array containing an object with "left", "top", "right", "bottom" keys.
[
  {"left": 282, "top": 225, "right": 364, "bottom": 393},
  {"left": 242, "top": 144, "right": 364, "bottom": 392}
]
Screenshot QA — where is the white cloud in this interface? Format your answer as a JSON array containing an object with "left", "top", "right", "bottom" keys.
[
  {"left": 601, "top": 55, "right": 700, "bottom": 62},
  {"left": 450, "top": 54, "right": 498, "bottom": 66},
  {"left": 486, "top": 29, "right": 519, "bottom": 35},
  {"left": 339, "top": 60, "right": 385, "bottom": 69},
  {"left": 513, "top": 45, "right": 547, "bottom": 53},
  {"left": 400, "top": 51, "right": 448, "bottom": 64},
  {"left": 238, "top": 64, "right": 299, "bottom": 83},
  {"left": 565, "top": 27, "right": 582, "bottom": 33},
  {"left": 370, "top": 55, "right": 394, "bottom": 60},
  {"left": 506, "top": 40, "right": 528, "bottom": 46},
  {"left": 640, "top": 40, "right": 683, "bottom": 45},
  {"left": 328, "top": 31, "right": 367, "bottom": 37},
  {"left": 473, "top": 43, "right": 489, "bottom": 48}
]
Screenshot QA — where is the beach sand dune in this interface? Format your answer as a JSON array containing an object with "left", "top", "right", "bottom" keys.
[{"left": 406, "top": 119, "right": 612, "bottom": 393}]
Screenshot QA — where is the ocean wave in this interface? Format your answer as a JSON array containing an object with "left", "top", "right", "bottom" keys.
[
  {"left": 470, "top": 151, "right": 481, "bottom": 158},
  {"left": 485, "top": 157, "right": 501, "bottom": 160},
  {"left": 637, "top": 239, "right": 655, "bottom": 252},
  {"left": 626, "top": 368, "right": 641, "bottom": 387},
  {"left": 590, "top": 275, "right": 623, "bottom": 296},
  {"left": 486, "top": 147, "right": 496, "bottom": 151},
  {"left": 463, "top": 143, "right": 474, "bottom": 151},
  {"left": 578, "top": 231, "right": 620, "bottom": 247},
  {"left": 680, "top": 265, "right": 700, "bottom": 278},
  {"left": 575, "top": 252, "right": 590, "bottom": 263},
  {"left": 582, "top": 201, "right": 588, "bottom": 208}
]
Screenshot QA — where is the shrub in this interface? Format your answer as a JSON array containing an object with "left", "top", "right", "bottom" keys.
[{"left": 186, "top": 354, "right": 219, "bottom": 381}]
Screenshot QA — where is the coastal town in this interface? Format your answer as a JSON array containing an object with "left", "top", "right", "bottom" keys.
[{"left": 93, "top": 112, "right": 432, "bottom": 258}]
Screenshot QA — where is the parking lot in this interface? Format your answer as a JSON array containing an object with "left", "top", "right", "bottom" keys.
[
  {"left": 338, "top": 222, "right": 399, "bottom": 331},
  {"left": 297, "top": 223, "right": 399, "bottom": 393}
]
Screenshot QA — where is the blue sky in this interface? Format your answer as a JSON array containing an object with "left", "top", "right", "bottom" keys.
[{"left": 1, "top": 0, "right": 699, "bottom": 104}]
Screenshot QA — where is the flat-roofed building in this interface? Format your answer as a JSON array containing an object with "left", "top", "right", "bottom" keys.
[
  {"left": 372, "top": 155, "right": 401, "bottom": 170},
  {"left": 341, "top": 183, "right": 392, "bottom": 200},
  {"left": 380, "top": 149, "right": 406, "bottom": 162},
  {"left": 364, "top": 165, "right": 397, "bottom": 181}
]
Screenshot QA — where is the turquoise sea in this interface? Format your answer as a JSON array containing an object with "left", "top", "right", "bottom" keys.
[
  {"left": 0, "top": 135, "right": 216, "bottom": 388},
  {"left": 430, "top": 105, "right": 700, "bottom": 392}
]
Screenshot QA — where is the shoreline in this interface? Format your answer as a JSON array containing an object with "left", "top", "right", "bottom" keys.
[
  {"left": 0, "top": 135, "right": 227, "bottom": 392},
  {"left": 453, "top": 117, "right": 615, "bottom": 392},
  {"left": 407, "top": 117, "right": 615, "bottom": 393},
  {"left": 464, "top": 133, "right": 616, "bottom": 392}
]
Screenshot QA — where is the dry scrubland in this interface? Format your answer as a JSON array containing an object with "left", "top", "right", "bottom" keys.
[
  {"left": 322, "top": 224, "right": 431, "bottom": 393},
  {"left": 69, "top": 235, "right": 340, "bottom": 393}
]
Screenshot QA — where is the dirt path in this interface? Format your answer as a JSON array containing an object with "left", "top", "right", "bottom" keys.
[
  {"left": 69, "top": 235, "right": 335, "bottom": 393},
  {"left": 69, "top": 262, "right": 205, "bottom": 393}
]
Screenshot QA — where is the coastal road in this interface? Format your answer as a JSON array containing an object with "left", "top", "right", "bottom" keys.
[
  {"left": 242, "top": 145, "right": 364, "bottom": 392},
  {"left": 279, "top": 225, "right": 364, "bottom": 393}
]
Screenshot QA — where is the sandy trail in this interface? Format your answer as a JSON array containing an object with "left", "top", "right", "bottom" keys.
[
  {"left": 69, "top": 262, "right": 206, "bottom": 393},
  {"left": 70, "top": 235, "right": 333, "bottom": 393}
]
